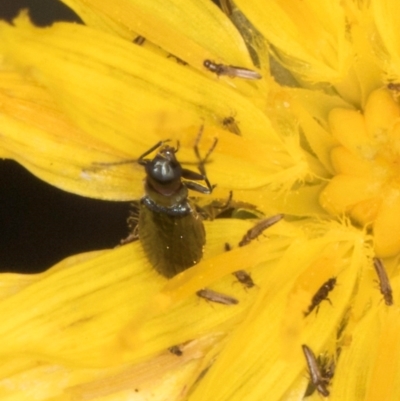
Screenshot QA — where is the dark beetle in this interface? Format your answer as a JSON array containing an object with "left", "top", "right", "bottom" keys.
[
  {"left": 304, "top": 277, "right": 337, "bottom": 317},
  {"left": 373, "top": 257, "right": 393, "bottom": 306},
  {"left": 137, "top": 134, "right": 216, "bottom": 278},
  {"left": 302, "top": 344, "right": 331, "bottom": 397},
  {"left": 238, "top": 214, "right": 284, "bottom": 247}
]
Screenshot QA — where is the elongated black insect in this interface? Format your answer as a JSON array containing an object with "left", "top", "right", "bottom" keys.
[
  {"left": 136, "top": 130, "right": 217, "bottom": 278},
  {"left": 304, "top": 352, "right": 335, "bottom": 397},
  {"left": 373, "top": 257, "right": 393, "bottom": 306},
  {"left": 238, "top": 214, "right": 284, "bottom": 247},
  {"left": 203, "top": 60, "right": 262, "bottom": 80},
  {"left": 302, "top": 344, "right": 330, "bottom": 397},
  {"left": 304, "top": 277, "right": 337, "bottom": 317},
  {"left": 196, "top": 288, "right": 238, "bottom": 305},
  {"left": 222, "top": 116, "right": 241, "bottom": 136}
]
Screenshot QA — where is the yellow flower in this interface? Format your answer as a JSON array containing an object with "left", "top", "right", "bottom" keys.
[
  {"left": 320, "top": 89, "right": 400, "bottom": 258},
  {"left": 0, "top": 0, "right": 399, "bottom": 400}
]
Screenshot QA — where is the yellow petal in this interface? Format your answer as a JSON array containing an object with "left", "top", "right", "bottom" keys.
[
  {"left": 331, "top": 146, "right": 374, "bottom": 176},
  {"left": 374, "top": 195, "right": 400, "bottom": 257},
  {"left": 0, "top": 14, "right": 300, "bottom": 201},
  {"left": 370, "top": 0, "right": 400, "bottom": 78},
  {"left": 62, "top": 0, "right": 255, "bottom": 72},
  {"left": 319, "top": 175, "right": 376, "bottom": 216},
  {"left": 0, "top": 336, "right": 217, "bottom": 400},
  {"left": 364, "top": 89, "right": 400, "bottom": 138},
  {"left": 0, "top": 67, "right": 140, "bottom": 200},
  {"left": 328, "top": 108, "right": 373, "bottom": 158},
  {"left": 187, "top": 221, "right": 365, "bottom": 401},
  {"left": 332, "top": 291, "right": 400, "bottom": 400},
  {"left": 235, "top": 0, "right": 351, "bottom": 82}
]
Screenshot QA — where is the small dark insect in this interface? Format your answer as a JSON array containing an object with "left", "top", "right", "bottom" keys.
[
  {"left": 225, "top": 242, "right": 255, "bottom": 289},
  {"left": 196, "top": 288, "right": 238, "bottom": 305},
  {"left": 133, "top": 36, "right": 146, "bottom": 45},
  {"left": 203, "top": 59, "right": 262, "bottom": 80},
  {"left": 302, "top": 344, "right": 330, "bottom": 397},
  {"left": 238, "top": 214, "right": 284, "bottom": 247},
  {"left": 233, "top": 270, "right": 255, "bottom": 289},
  {"left": 226, "top": 214, "right": 283, "bottom": 288},
  {"left": 304, "top": 352, "right": 335, "bottom": 397},
  {"left": 304, "top": 277, "right": 337, "bottom": 317},
  {"left": 222, "top": 116, "right": 241, "bottom": 136},
  {"left": 97, "top": 128, "right": 217, "bottom": 278},
  {"left": 168, "top": 345, "right": 183, "bottom": 356},
  {"left": 136, "top": 129, "right": 217, "bottom": 278},
  {"left": 373, "top": 257, "right": 393, "bottom": 306}
]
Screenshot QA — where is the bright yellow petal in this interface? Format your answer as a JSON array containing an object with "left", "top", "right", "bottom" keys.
[
  {"left": 234, "top": 0, "right": 351, "bottom": 82},
  {"left": 0, "top": 14, "right": 300, "bottom": 201},
  {"left": 332, "top": 289, "right": 400, "bottom": 400},
  {"left": 0, "top": 66, "right": 140, "bottom": 199},
  {"left": 369, "top": 0, "right": 400, "bottom": 80},
  {"left": 331, "top": 146, "right": 374, "bottom": 176},
  {"left": 328, "top": 108, "right": 373, "bottom": 158},
  {"left": 374, "top": 195, "right": 400, "bottom": 257},
  {"left": 0, "top": 336, "right": 218, "bottom": 400},
  {"left": 319, "top": 174, "right": 376, "bottom": 217},
  {"left": 186, "top": 221, "right": 365, "bottom": 401},
  {"left": 61, "top": 0, "right": 256, "bottom": 72}
]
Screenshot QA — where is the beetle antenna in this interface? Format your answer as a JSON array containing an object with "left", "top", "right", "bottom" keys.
[{"left": 92, "top": 139, "right": 172, "bottom": 169}]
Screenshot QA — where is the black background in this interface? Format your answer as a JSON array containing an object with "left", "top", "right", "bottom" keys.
[{"left": 0, "top": 0, "right": 132, "bottom": 273}]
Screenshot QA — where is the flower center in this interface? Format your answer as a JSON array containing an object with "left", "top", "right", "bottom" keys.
[{"left": 320, "top": 88, "right": 400, "bottom": 257}]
